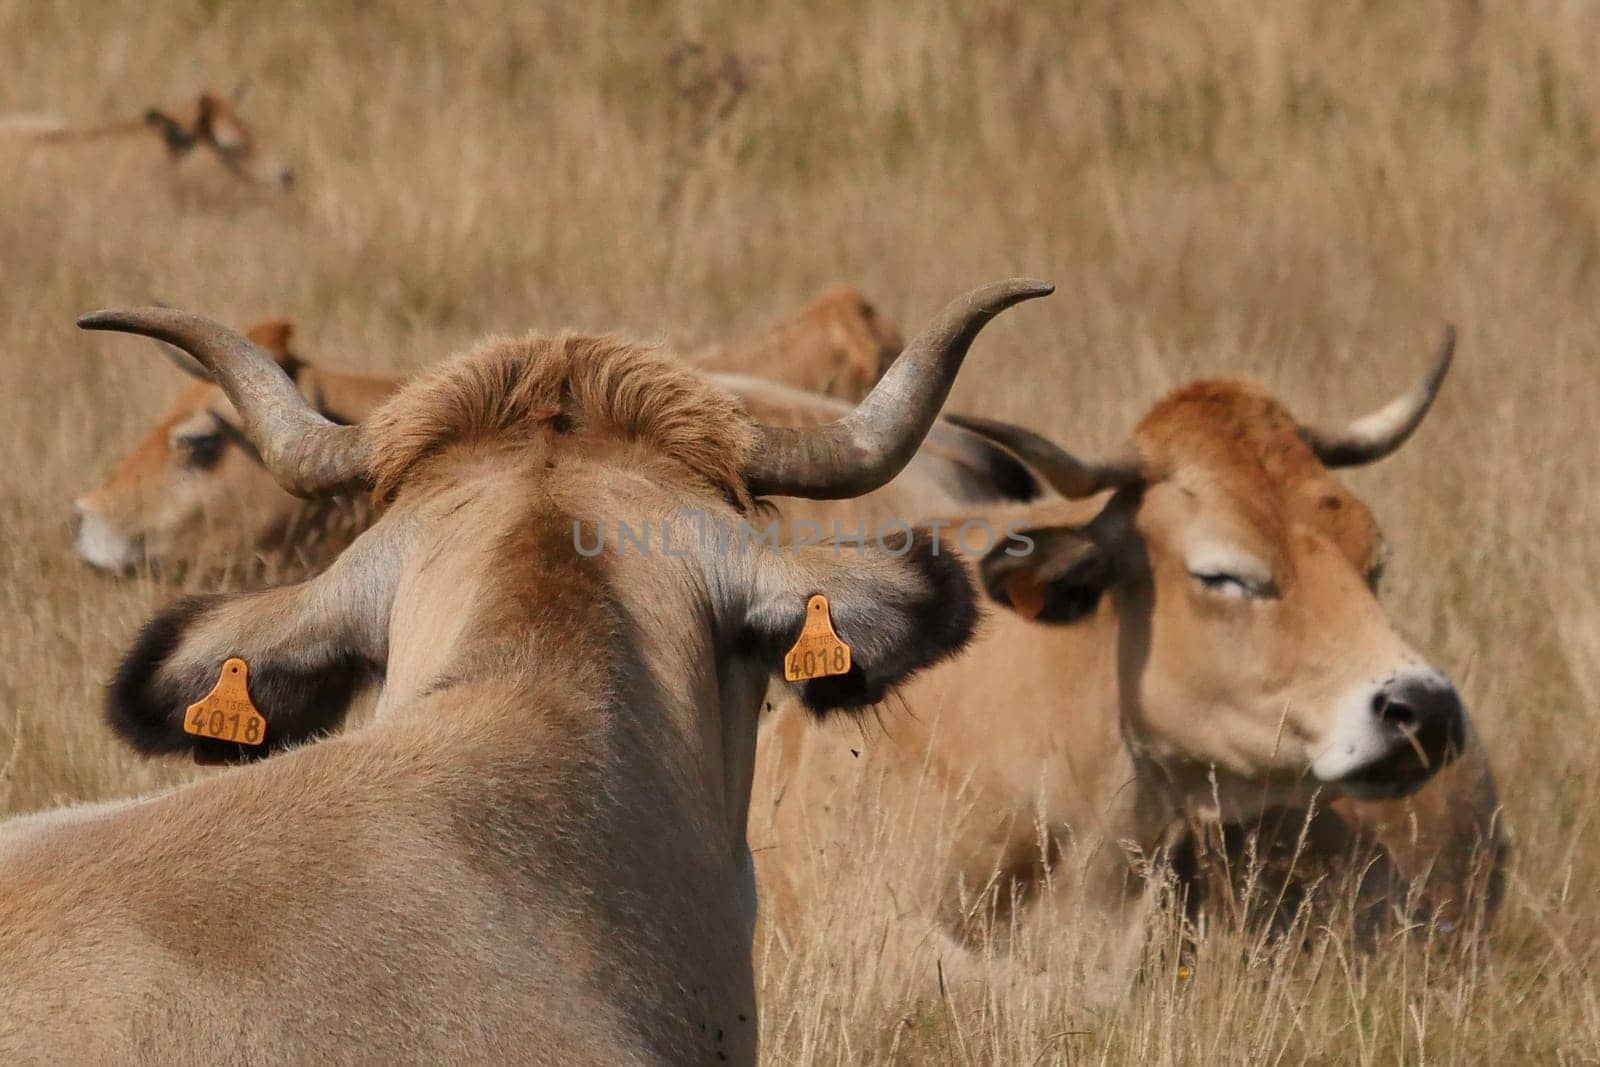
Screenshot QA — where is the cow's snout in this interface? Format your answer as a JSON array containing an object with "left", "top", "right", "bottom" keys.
[
  {"left": 71, "top": 500, "right": 141, "bottom": 574},
  {"left": 1312, "top": 667, "right": 1469, "bottom": 798},
  {"left": 1373, "top": 674, "right": 1464, "bottom": 738},
  {"left": 1374, "top": 672, "right": 1467, "bottom": 768},
  {"left": 1323, "top": 670, "right": 1467, "bottom": 800}
]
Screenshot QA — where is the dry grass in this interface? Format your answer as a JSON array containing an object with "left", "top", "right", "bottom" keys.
[{"left": 2, "top": 0, "right": 1598, "bottom": 1061}]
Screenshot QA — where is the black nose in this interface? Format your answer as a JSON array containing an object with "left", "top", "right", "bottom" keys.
[{"left": 1371, "top": 674, "right": 1467, "bottom": 764}]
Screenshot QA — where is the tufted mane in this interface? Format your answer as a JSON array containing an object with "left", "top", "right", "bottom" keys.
[{"left": 361, "top": 334, "right": 757, "bottom": 506}]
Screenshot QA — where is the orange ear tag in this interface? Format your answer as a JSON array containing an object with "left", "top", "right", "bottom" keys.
[
  {"left": 784, "top": 594, "right": 853, "bottom": 681},
  {"left": 183, "top": 658, "right": 267, "bottom": 746}
]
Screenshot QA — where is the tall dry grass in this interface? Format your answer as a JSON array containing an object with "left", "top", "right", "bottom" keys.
[{"left": 1, "top": 0, "right": 1597, "bottom": 1061}]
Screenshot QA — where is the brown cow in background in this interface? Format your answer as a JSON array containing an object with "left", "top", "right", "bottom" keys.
[
  {"left": 72, "top": 320, "right": 389, "bottom": 576},
  {"left": 699, "top": 285, "right": 903, "bottom": 402}
]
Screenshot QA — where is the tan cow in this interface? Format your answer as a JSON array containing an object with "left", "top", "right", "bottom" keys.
[
  {"left": 1, "top": 88, "right": 294, "bottom": 191},
  {"left": 72, "top": 287, "right": 907, "bottom": 577},
  {"left": 750, "top": 333, "right": 1504, "bottom": 991},
  {"left": 0, "top": 280, "right": 1045, "bottom": 1062},
  {"left": 73, "top": 320, "right": 391, "bottom": 575}
]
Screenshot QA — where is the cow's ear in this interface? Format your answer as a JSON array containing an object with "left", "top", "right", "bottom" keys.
[
  {"left": 741, "top": 529, "right": 978, "bottom": 716},
  {"left": 108, "top": 532, "right": 398, "bottom": 764},
  {"left": 979, "top": 523, "right": 1116, "bottom": 625},
  {"left": 109, "top": 591, "right": 376, "bottom": 765},
  {"left": 245, "top": 319, "right": 293, "bottom": 358},
  {"left": 244, "top": 320, "right": 300, "bottom": 374}
]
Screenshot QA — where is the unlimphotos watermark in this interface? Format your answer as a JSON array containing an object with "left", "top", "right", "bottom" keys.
[{"left": 572, "top": 509, "right": 1036, "bottom": 559}]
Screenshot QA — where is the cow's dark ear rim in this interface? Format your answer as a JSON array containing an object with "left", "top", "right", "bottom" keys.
[{"left": 109, "top": 594, "right": 222, "bottom": 756}]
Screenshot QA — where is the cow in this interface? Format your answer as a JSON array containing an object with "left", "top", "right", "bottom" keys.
[
  {"left": 748, "top": 332, "right": 1505, "bottom": 994},
  {"left": 72, "top": 319, "right": 391, "bottom": 576},
  {"left": 0, "top": 279, "right": 1048, "bottom": 1062},
  {"left": 72, "top": 287, "right": 907, "bottom": 578},
  {"left": 1, "top": 88, "right": 294, "bottom": 192}
]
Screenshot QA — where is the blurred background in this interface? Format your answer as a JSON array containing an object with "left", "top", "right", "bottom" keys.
[{"left": 1, "top": 1, "right": 1596, "bottom": 1061}]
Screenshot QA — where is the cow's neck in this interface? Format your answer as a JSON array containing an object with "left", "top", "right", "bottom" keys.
[
  {"left": 968, "top": 596, "right": 1196, "bottom": 889},
  {"left": 376, "top": 486, "right": 760, "bottom": 913},
  {"left": 375, "top": 598, "right": 754, "bottom": 905},
  {"left": 602, "top": 540, "right": 765, "bottom": 886}
]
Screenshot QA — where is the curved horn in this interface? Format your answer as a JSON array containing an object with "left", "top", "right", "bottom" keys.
[
  {"left": 77, "top": 308, "right": 368, "bottom": 497},
  {"left": 150, "top": 337, "right": 216, "bottom": 382},
  {"left": 1299, "top": 326, "right": 1456, "bottom": 468},
  {"left": 944, "top": 414, "right": 1143, "bottom": 499},
  {"left": 142, "top": 299, "right": 214, "bottom": 382},
  {"left": 743, "top": 279, "right": 1054, "bottom": 499}
]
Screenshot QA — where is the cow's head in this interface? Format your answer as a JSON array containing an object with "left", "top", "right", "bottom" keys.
[
  {"left": 82, "top": 282, "right": 1047, "bottom": 863},
  {"left": 144, "top": 88, "right": 294, "bottom": 191},
  {"left": 957, "top": 332, "right": 1467, "bottom": 813},
  {"left": 72, "top": 321, "right": 381, "bottom": 575}
]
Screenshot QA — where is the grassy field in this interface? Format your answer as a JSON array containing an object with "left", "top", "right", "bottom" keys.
[{"left": 3, "top": 0, "right": 1598, "bottom": 1061}]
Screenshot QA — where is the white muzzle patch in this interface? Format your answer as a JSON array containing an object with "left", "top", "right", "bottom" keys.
[
  {"left": 1311, "top": 685, "right": 1394, "bottom": 782},
  {"left": 73, "top": 508, "right": 138, "bottom": 573}
]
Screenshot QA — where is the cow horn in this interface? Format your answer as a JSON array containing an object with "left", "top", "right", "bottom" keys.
[
  {"left": 743, "top": 279, "right": 1054, "bottom": 499},
  {"left": 1300, "top": 326, "right": 1456, "bottom": 468},
  {"left": 943, "top": 414, "right": 1144, "bottom": 499},
  {"left": 150, "top": 338, "right": 216, "bottom": 383},
  {"left": 142, "top": 299, "right": 215, "bottom": 382},
  {"left": 78, "top": 308, "right": 368, "bottom": 497}
]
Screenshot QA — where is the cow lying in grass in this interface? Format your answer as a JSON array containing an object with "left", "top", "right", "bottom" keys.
[
  {"left": 0, "top": 280, "right": 1048, "bottom": 1062},
  {"left": 72, "top": 319, "right": 389, "bottom": 576},
  {"left": 749, "top": 331, "right": 1504, "bottom": 992}
]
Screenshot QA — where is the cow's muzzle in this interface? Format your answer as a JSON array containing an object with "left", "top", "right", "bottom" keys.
[
  {"left": 1337, "top": 674, "right": 1467, "bottom": 800},
  {"left": 70, "top": 502, "right": 144, "bottom": 575}
]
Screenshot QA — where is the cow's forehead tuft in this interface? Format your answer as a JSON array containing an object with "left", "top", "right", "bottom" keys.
[
  {"left": 1134, "top": 379, "right": 1384, "bottom": 569},
  {"left": 362, "top": 334, "right": 757, "bottom": 506},
  {"left": 1136, "top": 379, "right": 1319, "bottom": 477}
]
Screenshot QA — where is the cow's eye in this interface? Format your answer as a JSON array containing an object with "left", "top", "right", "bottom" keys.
[
  {"left": 176, "top": 431, "right": 225, "bottom": 470},
  {"left": 1191, "top": 571, "right": 1271, "bottom": 600}
]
